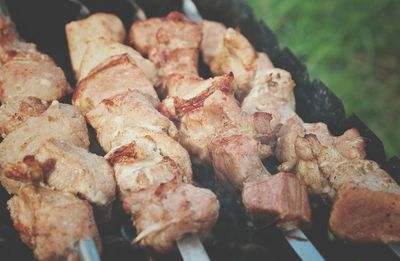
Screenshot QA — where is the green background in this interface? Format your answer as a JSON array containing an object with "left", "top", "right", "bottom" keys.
[{"left": 247, "top": 0, "right": 400, "bottom": 157}]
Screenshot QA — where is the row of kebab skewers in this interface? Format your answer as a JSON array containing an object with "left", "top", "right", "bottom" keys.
[{"left": 0, "top": 8, "right": 399, "bottom": 261}]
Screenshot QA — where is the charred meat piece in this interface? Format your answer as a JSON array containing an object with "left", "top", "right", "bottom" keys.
[
  {"left": 0, "top": 50, "right": 72, "bottom": 104},
  {"left": 73, "top": 54, "right": 159, "bottom": 115},
  {"left": 0, "top": 102, "right": 89, "bottom": 186},
  {"left": 65, "top": 13, "right": 126, "bottom": 77},
  {"left": 242, "top": 173, "right": 311, "bottom": 230},
  {"left": 123, "top": 180, "right": 219, "bottom": 253},
  {"left": 330, "top": 184, "right": 400, "bottom": 243},
  {"left": 78, "top": 37, "right": 157, "bottom": 83},
  {"left": 0, "top": 96, "right": 49, "bottom": 137},
  {"left": 8, "top": 185, "right": 101, "bottom": 261},
  {"left": 35, "top": 139, "right": 115, "bottom": 206},
  {"left": 129, "top": 12, "right": 202, "bottom": 91},
  {"left": 200, "top": 20, "right": 226, "bottom": 65},
  {"left": 161, "top": 73, "right": 275, "bottom": 164},
  {"left": 86, "top": 90, "right": 176, "bottom": 151},
  {"left": 129, "top": 17, "right": 163, "bottom": 56},
  {"left": 209, "top": 28, "right": 257, "bottom": 100}
]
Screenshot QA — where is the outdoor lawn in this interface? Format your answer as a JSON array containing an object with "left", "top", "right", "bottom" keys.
[{"left": 247, "top": 0, "right": 400, "bottom": 157}]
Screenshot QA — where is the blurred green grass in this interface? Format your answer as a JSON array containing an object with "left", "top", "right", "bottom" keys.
[{"left": 247, "top": 0, "right": 400, "bottom": 157}]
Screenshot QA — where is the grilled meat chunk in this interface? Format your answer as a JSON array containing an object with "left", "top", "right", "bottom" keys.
[
  {"left": 0, "top": 101, "right": 89, "bottom": 189},
  {"left": 35, "top": 139, "right": 115, "bottom": 206},
  {"left": 160, "top": 73, "right": 310, "bottom": 227},
  {"left": 0, "top": 50, "right": 72, "bottom": 104},
  {"left": 200, "top": 20, "right": 226, "bottom": 65},
  {"left": 330, "top": 184, "right": 400, "bottom": 243},
  {"left": 161, "top": 73, "right": 275, "bottom": 164},
  {"left": 8, "top": 185, "right": 101, "bottom": 261},
  {"left": 129, "top": 12, "right": 202, "bottom": 91},
  {"left": 209, "top": 28, "right": 257, "bottom": 100},
  {"left": 86, "top": 90, "right": 176, "bottom": 151},
  {"left": 129, "top": 17, "right": 163, "bottom": 55},
  {"left": 78, "top": 38, "right": 157, "bottom": 83},
  {"left": 242, "top": 67, "right": 296, "bottom": 128},
  {"left": 242, "top": 173, "right": 311, "bottom": 230},
  {"left": 73, "top": 54, "right": 159, "bottom": 115},
  {"left": 0, "top": 97, "right": 49, "bottom": 137},
  {"left": 65, "top": 13, "right": 126, "bottom": 77},
  {"left": 122, "top": 180, "right": 219, "bottom": 252}
]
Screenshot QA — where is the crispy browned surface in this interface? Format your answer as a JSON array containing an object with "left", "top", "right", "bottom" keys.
[
  {"left": 8, "top": 186, "right": 101, "bottom": 261},
  {"left": 0, "top": 102, "right": 89, "bottom": 193},
  {"left": 242, "top": 173, "right": 311, "bottom": 230},
  {"left": 86, "top": 90, "right": 176, "bottom": 152},
  {"left": 34, "top": 139, "right": 116, "bottom": 206},
  {"left": 330, "top": 184, "right": 400, "bottom": 243},
  {"left": 65, "top": 13, "right": 126, "bottom": 77},
  {"left": 209, "top": 28, "right": 257, "bottom": 100},
  {"left": 73, "top": 54, "right": 159, "bottom": 115},
  {"left": 161, "top": 74, "right": 275, "bottom": 164},
  {"left": 242, "top": 67, "right": 296, "bottom": 128},
  {"left": 129, "top": 12, "right": 202, "bottom": 90},
  {"left": 0, "top": 97, "right": 49, "bottom": 137},
  {"left": 209, "top": 134, "right": 270, "bottom": 189},
  {"left": 129, "top": 18, "right": 163, "bottom": 55},
  {"left": 0, "top": 50, "right": 72, "bottom": 104},
  {"left": 123, "top": 181, "right": 219, "bottom": 252},
  {"left": 78, "top": 38, "right": 157, "bottom": 83}
]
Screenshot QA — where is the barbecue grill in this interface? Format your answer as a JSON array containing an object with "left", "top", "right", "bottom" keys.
[{"left": 0, "top": 0, "right": 399, "bottom": 260}]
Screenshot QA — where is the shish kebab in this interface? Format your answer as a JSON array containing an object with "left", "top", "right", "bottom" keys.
[
  {"left": 197, "top": 16, "right": 400, "bottom": 250},
  {"left": 65, "top": 12, "right": 220, "bottom": 258},
  {"left": 128, "top": 9, "right": 327, "bottom": 261},
  {"left": 0, "top": 10, "right": 117, "bottom": 261}
]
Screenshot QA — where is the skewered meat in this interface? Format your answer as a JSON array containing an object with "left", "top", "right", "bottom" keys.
[
  {"left": 68, "top": 13, "right": 220, "bottom": 252},
  {"left": 159, "top": 69, "right": 310, "bottom": 228},
  {"left": 129, "top": 17, "right": 162, "bottom": 55},
  {"left": 8, "top": 185, "right": 101, "bottom": 261},
  {"left": 0, "top": 49, "right": 72, "bottom": 104},
  {"left": 219, "top": 27, "right": 400, "bottom": 241},
  {"left": 0, "top": 96, "right": 49, "bottom": 137},
  {"left": 78, "top": 37, "right": 157, "bottom": 83},
  {"left": 129, "top": 12, "right": 311, "bottom": 229},
  {"left": 73, "top": 54, "right": 159, "bottom": 115},
  {"left": 0, "top": 101, "right": 89, "bottom": 193},
  {"left": 330, "top": 184, "right": 400, "bottom": 243},
  {"left": 209, "top": 28, "right": 257, "bottom": 100},
  {"left": 65, "top": 13, "right": 126, "bottom": 78},
  {"left": 123, "top": 179, "right": 219, "bottom": 252},
  {"left": 129, "top": 12, "right": 201, "bottom": 92},
  {"left": 200, "top": 20, "right": 226, "bottom": 65},
  {"left": 3, "top": 138, "right": 115, "bottom": 206}
]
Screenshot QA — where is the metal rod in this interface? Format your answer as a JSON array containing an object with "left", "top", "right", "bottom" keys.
[
  {"left": 284, "top": 229, "right": 325, "bottom": 261},
  {"left": 78, "top": 238, "right": 101, "bottom": 261},
  {"left": 182, "top": 0, "right": 202, "bottom": 22},
  {"left": 177, "top": 234, "right": 211, "bottom": 261},
  {"left": 388, "top": 242, "right": 400, "bottom": 259}
]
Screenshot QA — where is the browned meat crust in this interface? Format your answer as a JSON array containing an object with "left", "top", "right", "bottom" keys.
[
  {"left": 8, "top": 186, "right": 101, "bottom": 261},
  {"left": 330, "top": 184, "right": 400, "bottom": 243}
]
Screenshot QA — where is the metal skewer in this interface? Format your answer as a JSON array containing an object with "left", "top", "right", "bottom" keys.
[
  {"left": 78, "top": 238, "right": 101, "bottom": 261},
  {"left": 177, "top": 234, "right": 211, "bottom": 261}
]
